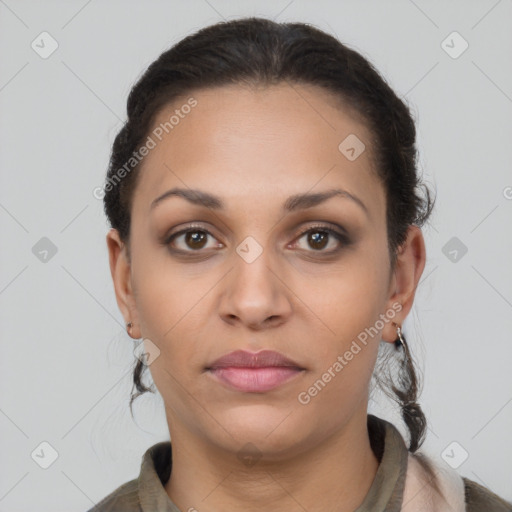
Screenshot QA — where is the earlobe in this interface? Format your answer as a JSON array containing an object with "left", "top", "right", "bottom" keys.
[{"left": 106, "top": 229, "right": 140, "bottom": 338}]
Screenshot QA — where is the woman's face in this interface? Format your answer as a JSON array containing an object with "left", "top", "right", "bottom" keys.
[{"left": 108, "top": 83, "right": 423, "bottom": 458}]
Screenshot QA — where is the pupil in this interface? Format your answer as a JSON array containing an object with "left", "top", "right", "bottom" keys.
[
  {"left": 309, "top": 231, "right": 327, "bottom": 250},
  {"left": 186, "top": 231, "right": 207, "bottom": 249}
]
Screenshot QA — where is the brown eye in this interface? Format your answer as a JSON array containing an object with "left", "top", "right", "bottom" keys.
[
  {"left": 306, "top": 230, "right": 329, "bottom": 250},
  {"left": 293, "top": 224, "right": 349, "bottom": 254},
  {"left": 163, "top": 223, "right": 350, "bottom": 257},
  {"left": 183, "top": 230, "right": 208, "bottom": 250},
  {"left": 165, "top": 226, "right": 220, "bottom": 252}
]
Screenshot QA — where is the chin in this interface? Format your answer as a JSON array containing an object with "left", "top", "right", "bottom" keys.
[{"left": 212, "top": 406, "right": 307, "bottom": 453}]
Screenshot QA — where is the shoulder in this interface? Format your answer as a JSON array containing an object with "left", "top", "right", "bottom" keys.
[
  {"left": 85, "top": 478, "right": 141, "bottom": 512},
  {"left": 463, "top": 477, "right": 512, "bottom": 512}
]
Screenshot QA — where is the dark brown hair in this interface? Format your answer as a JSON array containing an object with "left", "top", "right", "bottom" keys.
[{"left": 103, "top": 17, "right": 435, "bottom": 463}]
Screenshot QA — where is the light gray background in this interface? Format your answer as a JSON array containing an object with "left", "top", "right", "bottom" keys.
[{"left": 1, "top": 1, "right": 511, "bottom": 510}]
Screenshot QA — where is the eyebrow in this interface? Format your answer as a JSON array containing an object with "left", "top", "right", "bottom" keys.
[{"left": 150, "top": 187, "right": 369, "bottom": 216}]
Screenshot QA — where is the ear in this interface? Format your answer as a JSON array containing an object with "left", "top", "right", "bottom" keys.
[
  {"left": 382, "top": 225, "right": 426, "bottom": 344},
  {"left": 106, "top": 228, "right": 141, "bottom": 339}
]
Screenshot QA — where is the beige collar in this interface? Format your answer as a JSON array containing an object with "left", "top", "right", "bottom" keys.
[{"left": 402, "top": 452, "right": 466, "bottom": 511}]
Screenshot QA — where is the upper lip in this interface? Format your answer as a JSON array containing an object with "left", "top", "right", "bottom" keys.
[{"left": 206, "top": 350, "right": 303, "bottom": 370}]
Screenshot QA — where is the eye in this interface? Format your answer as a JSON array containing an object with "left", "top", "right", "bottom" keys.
[
  {"left": 163, "top": 222, "right": 350, "bottom": 256},
  {"left": 292, "top": 224, "right": 349, "bottom": 254},
  {"left": 165, "top": 225, "right": 221, "bottom": 253}
]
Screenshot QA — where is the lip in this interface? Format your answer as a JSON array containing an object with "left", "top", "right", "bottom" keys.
[
  {"left": 207, "top": 349, "right": 303, "bottom": 369},
  {"left": 206, "top": 350, "right": 305, "bottom": 393}
]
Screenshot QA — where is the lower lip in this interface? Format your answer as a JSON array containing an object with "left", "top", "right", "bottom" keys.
[{"left": 208, "top": 367, "right": 303, "bottom": 392}]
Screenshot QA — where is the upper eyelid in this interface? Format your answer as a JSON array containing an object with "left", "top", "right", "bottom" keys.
[{"left": 166, "top": 221, "right": 346, "bottom": 237}]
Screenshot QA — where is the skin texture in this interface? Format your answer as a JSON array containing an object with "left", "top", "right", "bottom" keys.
[{"left": 107, "top": 83, "right": 426, "bottom": 512}]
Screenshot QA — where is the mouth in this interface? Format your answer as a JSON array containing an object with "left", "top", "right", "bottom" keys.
[{"left": 205, "top": 349, "right": 305, "bottom": 393}]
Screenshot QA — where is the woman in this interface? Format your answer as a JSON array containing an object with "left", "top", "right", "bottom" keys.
[{"left": 88, "top": 17, "right": 511, "bottom": 512}]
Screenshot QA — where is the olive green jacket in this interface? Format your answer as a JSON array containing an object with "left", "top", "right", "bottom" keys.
[{"left": 86, "top": 414, "right": 512, "bottom": 511}]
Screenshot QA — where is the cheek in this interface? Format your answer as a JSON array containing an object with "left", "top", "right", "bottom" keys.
[
  {"left": 294, "top": 251, "right": 388, "bottom": 390},
  {"left": 130, "top": 251, "right": 216, "bottom": 374},
  {"left": 298, "top": 251, "right": 388, "bottom": 338},
  {"left": 132, "top": 240, "right": 197, "bottom": 325},
  {"left": 296, "top": 280, "right": 383, "bottom": 418},
  {"left": 130, "top": 260, "right": 220, "bottom": 434}
]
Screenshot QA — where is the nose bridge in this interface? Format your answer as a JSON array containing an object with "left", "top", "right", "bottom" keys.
[
  {"left": 220, "top": 233, "right": 291, "bottom": 327},
  {"left": 233, "top": 234, "right": 278, "bottom": 300}
]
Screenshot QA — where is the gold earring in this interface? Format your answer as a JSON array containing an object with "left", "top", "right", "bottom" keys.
[{"left": 126, "top": 321, "right": 133, "bottom": 335}]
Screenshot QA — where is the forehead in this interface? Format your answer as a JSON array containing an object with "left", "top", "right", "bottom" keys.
[{"left": 132, "top": 83, "right": 385, "bottom": 223}]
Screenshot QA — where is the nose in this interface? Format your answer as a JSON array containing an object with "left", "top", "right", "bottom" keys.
[{"left": 218, "top": 248, "right": 292, "bottom": 330}]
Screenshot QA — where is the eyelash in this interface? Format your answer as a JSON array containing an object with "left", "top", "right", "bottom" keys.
[{"left": 163, "top": 223, "right": 350, "bottom": 256}]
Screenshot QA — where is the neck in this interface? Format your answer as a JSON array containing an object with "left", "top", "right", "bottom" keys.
[{"left": 164, "top": 409, "right": 380, "bottom": 512}]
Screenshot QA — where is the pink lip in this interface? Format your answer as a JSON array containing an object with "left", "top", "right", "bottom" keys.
[
  {"left": 206, "top": 350, "right": 305, "bottom": 392},
  {"left": 207, "top": 349, "right": 302, "bottom": 369},
  {"left": 209, "top": 367, "right": 303, "bottom": 392}
]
